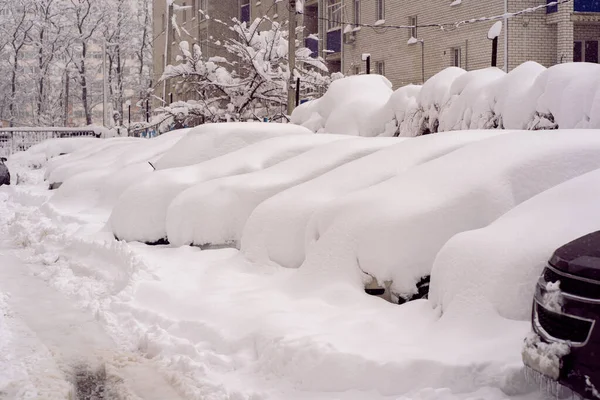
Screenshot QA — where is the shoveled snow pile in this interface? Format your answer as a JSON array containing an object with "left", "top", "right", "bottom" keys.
[
  {"left": 291, "top": 74, "right": 393, "bottom": 136},
  {"left": 109, "top": 134, "right": 350, "bottom": 243},
  {"left": 301, "top": 130, "right": 600, "bottom": 301},
  {"left": 293, "top": 61, "right": 600, "bottom": 136},
  {"left": 166, "top": 137, "right": 400, "bottom": 247},
  {"left": 47, "top": 130, "right": 190, "bottom": 216},
  {"left": 153, "top": 122, "right": 313, "bottom": 170},
  {"left": 241, "top": 130, "right": 504, "bottom": 269},
  {"left": 429, "top": 166, "right": 600, "bottom": 321}
]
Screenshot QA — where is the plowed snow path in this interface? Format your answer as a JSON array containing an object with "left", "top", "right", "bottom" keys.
[{"left": 0, "top": 238, "right": 185, "bottom": 399}]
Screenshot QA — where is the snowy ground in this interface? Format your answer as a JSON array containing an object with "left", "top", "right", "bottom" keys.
[{"left": 0, "top": 143, "right": 559, "bottom": 399}]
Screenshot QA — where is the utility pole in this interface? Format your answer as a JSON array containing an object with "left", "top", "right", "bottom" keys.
[
  {"left": 163, "top": 2, "right": 174, "bottom": 102},
  {"left": 103, "top": 40, "right": 110, "bottom": 128},
  {"left": 287, "top": 0, "right": 297, "bottom": 115},
  {"left": 64, "top": 68, "right": 69, "bottom": 127}
]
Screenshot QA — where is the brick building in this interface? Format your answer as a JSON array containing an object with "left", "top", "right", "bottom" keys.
[
  {"left": 152, "top": 0, "right": 239, "bottom": 104},
  {"left": 154, "top": 0, "right": 600, "bottom": 94}
]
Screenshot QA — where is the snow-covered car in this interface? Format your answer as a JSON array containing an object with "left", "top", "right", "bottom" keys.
[
  {"left": 0, "top": 157, "right": 10, "bottom": 186},
  {"left": 523, "top": 231, "right": 600, "bottom": 399},
  {"left": 166, "top": 137, "right": 400, "bottom": 248},
  {"left": 301, "top": 130, "right": 600, "bottom": 304},
  {"left": 109, "top": 134, "right": 349, "bottom": 244}
]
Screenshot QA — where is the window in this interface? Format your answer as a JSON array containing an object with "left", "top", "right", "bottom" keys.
[
  {"left": 162, "top": 13, "right": 166, "bottom": 30},
  {"left": 192, "top": 0, "right": 196, "bottom": 17},
  {"left": 353, "top": 65, "right": 360, "bottom": 75},
  {"left": 451, "top": 47, "right": 461, "bottom": 67},
  {"left": 408, "top": 16, "right": 417, "bottom": 39},
  {"left": 375, "top": 61, "right": 385, "bottom": 76},
  {"left": 199, "top": 0, "right": 207, "bottom": 20},
  {"left": 182, "top": 2, "right": 187, "bottom": 23},
  {"left": 376, "top": 0, "right": 384, "bottom": 20},
  {"left": 574, "top": 40, "right": 598, "bottom": 63},
  {"left": 240, "top": 0, "right": 250, "bottom": 23},
  {"left": 327, "top": 0, "right": 342, "bottom": 31},
  {"left": 353, "top": 0, "right": 360, "bottom": 26}
]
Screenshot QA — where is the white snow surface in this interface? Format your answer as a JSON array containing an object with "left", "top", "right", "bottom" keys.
[
  {"left": 47, "top": 130, "right": 189, "bottom": 217},
  {"left": 9, "top": 137, "right": 98, "bottom": 169},
  {"left": 429, "top": 165, "right": 600, "bottom": 321},
  {"left": 44, "top": 136, "right": 147, "bottom": 184},
  {"left": 302, "top": 130, "right": 600, "bottom": 299},
  {"left": 152, "top": 122, "right": 313, "bottom": 170},
  {"left": 291, "top": 74, "right": 393, "bottom": 136},
  {"left": 292, "top": 61, "right": 600, "bottom": 137},
  {"left": 166, "top": 137, "right": 400, "bottom": 247},
  {"left": 0, "top": 132, "right": 568, "bottom": 400},
  {"left": 241, "top": 130, "right": 504, "bottom": 269},
  {"left": 109, "top": 134, "right": 350, "bottom": 243}
]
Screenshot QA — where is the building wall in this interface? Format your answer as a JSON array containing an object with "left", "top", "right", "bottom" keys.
[{"left": 153, "top": 0, "right": 238, "bottom": 105}]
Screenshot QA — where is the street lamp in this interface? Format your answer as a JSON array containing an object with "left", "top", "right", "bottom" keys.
[{"left": 488, "top": 21, "right": 503, "bottom": 68}]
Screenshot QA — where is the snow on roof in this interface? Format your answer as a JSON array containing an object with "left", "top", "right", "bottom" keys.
[
  {"left": 109, "top": 134, "right": 349, "bottom": 244},
  {"left": 430, "top": 166, "right": 600, "bottom": 321},
  {"left": 153, "top": 122, "right": 312, "bottom": 170},
  {"left": 241, "top": 130, "right": 504, "bottom": 269},
  {"left": 165, "top": 137, "right": 400, "bottom": 247},
  {"left": 301, "top": 130, "right": 600, "bottom": 300}
]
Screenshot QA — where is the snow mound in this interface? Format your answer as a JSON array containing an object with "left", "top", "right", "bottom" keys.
[
  {"left": 45, "top": 137, "right": 146, "bottom": 184},
  {"left": 153, "top": 122, "right": 312, "bottom": 170},
  {"left": 430, "top": 166, "right": 600, "bottom": 321},
  {"left": 48, "top": 130, "right": 189, "bottom": 215},
  {"left": 302, "top": 130, "right": 600, "bottom": 301},
  {"left": 291, "top": 75, "right": 393, "bottom": 136},
  {"left": 109, "top": 134, "right": 350, "bottom": 243},
  {"left": 9, "top": 137, "right": 99, "bottom": 169},
  {"left": 241, "top": 130, "right": 504, "bottom": 269},
  {"left": 166, "top": 137, "right": 400, "bottom": 247},
  {"left": 438, "top": 68, "right": 506, "bottom": 132},
  {"left": 292, "top": 62, "right": 600, "bottom": 136}
]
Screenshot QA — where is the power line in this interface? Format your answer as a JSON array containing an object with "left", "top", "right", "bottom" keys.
[{"left": 317, "top": 0, "right": 572, "bottom": 33}]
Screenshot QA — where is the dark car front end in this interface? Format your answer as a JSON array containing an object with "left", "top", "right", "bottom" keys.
[{"left": 523, "top": 231, "right": 600, "bottom": 399}]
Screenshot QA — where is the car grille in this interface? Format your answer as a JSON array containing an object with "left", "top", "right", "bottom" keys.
[
  {"left": 536, "top": 302, "right": 593, "bottom": 344},
  {"left": 544, "top": 267, "right": 600, "bottom": 300}
]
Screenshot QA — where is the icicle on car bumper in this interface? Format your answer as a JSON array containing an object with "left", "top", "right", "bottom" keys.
[{"left": 522, "top": 231, "right": 600, "bottom": 399}]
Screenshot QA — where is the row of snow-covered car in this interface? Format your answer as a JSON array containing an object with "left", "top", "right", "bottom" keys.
[{"left": 27, "top": 123, "right": 600, "bottom": 399}]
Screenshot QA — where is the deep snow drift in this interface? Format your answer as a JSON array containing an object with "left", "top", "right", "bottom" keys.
[
  {"left": 152, "top": 122, "right": 312, "bottom": 170},
  {"left": 301, "top": 130, "right": 600, "bottom": 301},
  {"left": 166, "top": 137, "right": 400, "bottom": 247},
  {"left": 292, "top": 61, "right": 600, "bottom": 137},
  {"left": 429, "top": 166, "right": 600, "bottom": 321},
  {"left": 241, "top": 130, "right": 504, "bottom": 269},
  {"left": 109, "top": 134, "right": 350, "bottom": 243}
]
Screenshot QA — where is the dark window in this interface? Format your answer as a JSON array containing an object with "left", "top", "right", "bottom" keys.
[
  {"left": 452, "top": 47, "right": 461, "bottom": 67},
  {"left": 241, "top": 0, "right": 250, "bottom": 23},
  {"left": 586, "top": 40, "right": 598, "bottom": 63},
  {"left": 182, "top": 2, "right": 187, "bottom": 23},
  {"left": 575, "top": 0, "right": 600, "bottom": 12},
  {"left": 574, "top": 41, "right": 583, "bottom": 62},
  {"left": 408, "top": 16, "right": 417, "bottom": 39},
  {"left": 327, "top": 29, "right": 342, "bottom": 53},
  {"left": 376, "top": 0, "right": 384, "bottom": 20},
  {"left": 376, "top": 61, "right": 385, "bottom": 76},
  {"left": 354, "top": 0, "right": 360, "bottom": 26},
  {"left": 547, "top": 0, "right": 558, "bottom": 13}
]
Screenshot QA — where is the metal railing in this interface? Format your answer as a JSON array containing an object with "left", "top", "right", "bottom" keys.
[{"left": 0, "top": 127, "right": 99, "bottom": 157}]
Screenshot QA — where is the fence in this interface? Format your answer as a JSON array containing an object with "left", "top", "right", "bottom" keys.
[{"left": 0, "top": 127, "right": 99, "bottom": 157}]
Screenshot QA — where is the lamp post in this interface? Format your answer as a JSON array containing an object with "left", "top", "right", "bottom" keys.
[
  {"left": 362, "top": 53, "right": 371, "bottom": 74},
  {"left": 488, "top": 21, "right": 503, "bottom": 68},
  {"left": 125, "top": 100, "right": 131, "bottom": 127}
]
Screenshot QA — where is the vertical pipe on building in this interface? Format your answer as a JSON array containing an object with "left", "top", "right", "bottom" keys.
[
  {"left": 366, "top": 55, "right": 371, "bottom": 74},
  {"left": 465, "top": 39, "right": 469, "bottom": 71},
  {"left": 503, "top": 0, "right": 508, "bottom": 72},
  {"left": 421, "top": 41, "right": 425, "bottom": 84},
  {"left": 163, "top": 1, "right": 174, "bottom": 102}
]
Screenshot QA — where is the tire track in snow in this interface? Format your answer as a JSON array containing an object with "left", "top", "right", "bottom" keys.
[{"left": 0, "top": 250, "right": 186, "bottom": 400}]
